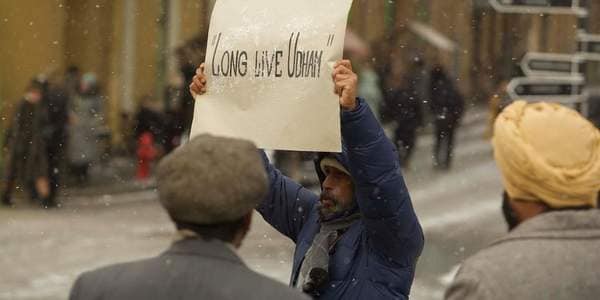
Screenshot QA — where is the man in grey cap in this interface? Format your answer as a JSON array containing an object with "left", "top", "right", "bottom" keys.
[{"left": 69, "top": 134, "right": 309, "bottom": 300}]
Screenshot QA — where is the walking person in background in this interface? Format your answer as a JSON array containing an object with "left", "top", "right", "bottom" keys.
[
  {"left": 176, "top": 36, "right": 206, "bottom": 136},
  {"left": 43, "top": 71, "right": 72, "bottom": 204},
  {"left": 382, "top": 59, "right": 423, "bottom": 167},
  {"left": 429, "top": 65, "right": 464, "bottom": 170},
  {"left": 1, "top": 79, "right": 53, "bottom": 208},
  {"left": 445, "top": 101, "right": 600, "bottom": 300},
  {"left": 67, "top": 73, "right": 105, "bottom": 184}
]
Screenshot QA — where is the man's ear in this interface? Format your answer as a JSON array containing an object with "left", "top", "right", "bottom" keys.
[
  {"left": 233, "top": 212, "right": 253, "bottom": 249},
  {"left": 242, "top": 212, "right": 253, "bottom": 231}
]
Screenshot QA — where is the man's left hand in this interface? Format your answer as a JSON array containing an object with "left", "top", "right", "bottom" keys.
[{"left": 332, "top": 60, "right": 358, "bottom": 111}]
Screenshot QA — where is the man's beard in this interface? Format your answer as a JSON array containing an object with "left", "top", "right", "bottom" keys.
[
  {"left": 502, "top": 192, "right": 520, "bottom": 231},
  {"left": 319, "top": 190, "right": 344, "bottom": 218}
]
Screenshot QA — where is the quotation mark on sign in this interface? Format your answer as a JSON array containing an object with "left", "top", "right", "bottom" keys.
[
  {"left": 212, "top": 33, "right": 222, "bottom": 46},
  {"left": 327, "top": 34, "right": 335, "bottom": 47}
]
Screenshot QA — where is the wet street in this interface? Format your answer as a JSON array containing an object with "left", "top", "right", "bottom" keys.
[{"left": 0, "top": 107, "right": 506, "bottom": 300}]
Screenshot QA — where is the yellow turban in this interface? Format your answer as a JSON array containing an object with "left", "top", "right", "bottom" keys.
[{"left": 493, "top": 101, "right": 600, "bottom": 208}]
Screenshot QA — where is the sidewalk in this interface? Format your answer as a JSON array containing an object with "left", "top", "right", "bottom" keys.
[
  {"left": 4, "top": 155, "right": 157, "bottom": 208},
  {"left": 63, "top": 156, "right": 156, "bottom": 196}
]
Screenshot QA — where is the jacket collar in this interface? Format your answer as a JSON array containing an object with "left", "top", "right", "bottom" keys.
[
  {"left": 491, "top": 209, "right": 600, "bottom": 246},
  {"left": 163, "top": 237, "right": 244, "bottom": 266}
]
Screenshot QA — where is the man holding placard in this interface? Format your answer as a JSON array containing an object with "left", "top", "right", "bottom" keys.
[{"left": 190, "top": 58, "right": 424, "bottom": 299}]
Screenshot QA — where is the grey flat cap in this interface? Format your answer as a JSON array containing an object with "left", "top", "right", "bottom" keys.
[{"left": 156, "top": 134, "right": 268, "bottom": 225}]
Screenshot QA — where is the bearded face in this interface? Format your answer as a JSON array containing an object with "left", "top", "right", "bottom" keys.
[{"left": 319, "top": 167, "right": 355, "bottom": 218}]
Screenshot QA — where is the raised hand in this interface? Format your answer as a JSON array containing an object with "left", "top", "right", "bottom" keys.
[
  {"left": 189, "top": 63, "right": 207, "bottom": 98},
  {"left": 332, "top": 60, "right": 358, "bottom": 111}
]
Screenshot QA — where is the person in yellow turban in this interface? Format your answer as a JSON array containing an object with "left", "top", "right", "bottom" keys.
[
  {"left": 446, "top": 101, "right": 600, "bottom": 300},
  {"left": 494, "top": 101, "right": 600, "bottom": 228}
]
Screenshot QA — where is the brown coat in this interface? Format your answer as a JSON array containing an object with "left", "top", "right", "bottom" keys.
[
  {"left": 445, "top": 210, "right": 600, "bottom": 300},
  {"left": 4, "top": 99, "right": 48, "bottom": 183}
]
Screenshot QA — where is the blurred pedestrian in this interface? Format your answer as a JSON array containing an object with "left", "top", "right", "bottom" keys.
[
  {"left": 67, "top": 73, "right": 105, "bottom": 183},
  {"left": 43, "top": 72, "right": 72, "bottom": 203},
  {"left": 162, "top": 85, "right": 187, "bottom": 153},
  {"left": 445, "top": 101, "right": 600, "bottom": 300},
  {"left": 429, "top": 65, "right": 464, "bottom": 170},
  {"left": 70, "top": 134, "right": 309, "bottom": 300},
  {"left": 177, "top": 36, "right": 206, "bottom": 135},
  {"left": 1, "top": 79, "right": 53, "bottom": 207},
  {"left": 190, "top": 60, "right": 424, "bottom": 299},
  {"left": 382, "top": 60, "right": 423, "bottom": 167}
]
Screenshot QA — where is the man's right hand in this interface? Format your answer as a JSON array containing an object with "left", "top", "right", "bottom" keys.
[{"left": 189, "top": 63, "right": 206, "bottom": 98}]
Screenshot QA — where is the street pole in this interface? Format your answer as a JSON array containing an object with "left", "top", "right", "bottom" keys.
[
  {"left": 576, "top": 0, "right": 589, "bottom": 115},
  {"left": 121, "top": 0, "right": 137, "bottom": 115}
]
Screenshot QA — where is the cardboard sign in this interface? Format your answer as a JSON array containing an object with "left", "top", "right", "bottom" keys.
[{"left": 190, "top": 0, "right": 354, "bottom": 152}]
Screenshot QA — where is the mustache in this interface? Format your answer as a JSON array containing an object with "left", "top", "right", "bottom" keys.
[{"left": 320, "top": 190, "right": 337, "bottom": 202}]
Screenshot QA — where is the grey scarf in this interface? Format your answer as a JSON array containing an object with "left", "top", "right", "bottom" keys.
[{"left": 297, "top": 212, "right": 361, "bottom": 294}]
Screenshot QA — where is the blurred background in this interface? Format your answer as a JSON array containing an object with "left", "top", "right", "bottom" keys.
[{"left": 1, "top": 1, "right": 599, "bottom": 299}]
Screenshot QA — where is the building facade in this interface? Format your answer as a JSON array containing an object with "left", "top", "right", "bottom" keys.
[{"left": 0, "top": 0, "right": 211, "bottom": 144}]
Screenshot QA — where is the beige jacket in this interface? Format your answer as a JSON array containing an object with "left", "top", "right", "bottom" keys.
[{"left": 445, "top": 209, "right": 600, "bottom": 300}]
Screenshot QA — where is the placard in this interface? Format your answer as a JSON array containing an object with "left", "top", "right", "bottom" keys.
[{"left": 190, "top": 0, "right": 354, "bottom": 152}]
